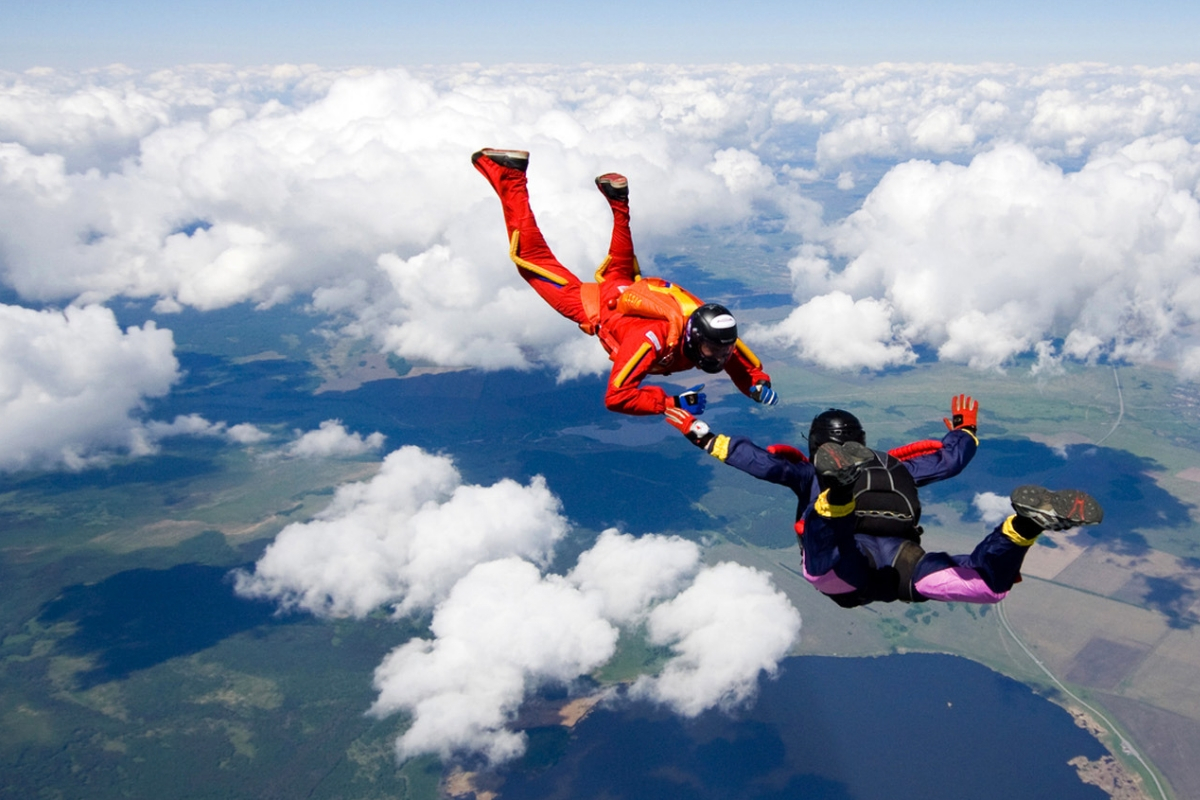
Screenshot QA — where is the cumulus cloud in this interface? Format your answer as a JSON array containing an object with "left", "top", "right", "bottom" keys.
[
  {"left": 974, "top": 491, "right": 1013, "bottom": 527},
  {"left": 757, "top": 291, "right": 915, "bottom": 370},
  {"left": 286, "top": 419, "right": 385, "bottom": 458},
  {"left": 0, "top": 302, "right": 178, "bottom": 470},
  {"left": 226, "top": 422, "right": 271, "bottom": 444},
  {"left": 567, "top": 529, "right": 701, "bottom": 624},
  {"left": 0, "top": 65, "right": 813, "bottom": 382},
  {"left": 140, "top": 413, "right": 271, "bottom": 448},
  {"left": 630, "top": 562, "right": 802, "bottom": 717},
  {"left": 767, "top": 141, "right": 1200, "bottom": 371},
  {"left": 370, "top": 536, "right": 798, "bottom": 765},
  {"left": 6, "top": 62, "right": 1200, "bottom": 447},
  {"left": 234, "top": 445, "right": 567, "bottom": 617},
  {"left": 239, "top": 452, "right": 801, "bottom": 765},
  {"left": 369, "top": 557, "right": 621, "bottom": 764}
]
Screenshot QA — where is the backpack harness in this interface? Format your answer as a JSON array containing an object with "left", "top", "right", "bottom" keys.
[
  {"left": 578, "top": 277, "right": 762, "bottom": 371},
  {"left": 788, "top": 439, "right": 944, "bottom": 604}
]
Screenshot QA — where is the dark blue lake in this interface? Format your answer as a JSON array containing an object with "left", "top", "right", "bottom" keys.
[{"left": 501, "top": 653, "right": 1109, "bottom": 800}]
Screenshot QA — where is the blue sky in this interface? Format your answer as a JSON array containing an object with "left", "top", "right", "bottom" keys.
[{"left": 3, "top": 0, "right": 1198, "bottom": 70}]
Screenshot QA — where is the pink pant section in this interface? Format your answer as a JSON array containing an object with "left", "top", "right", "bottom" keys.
[
  {"left": 802, "top": 559, "right": 858, "bottom": 595},
  {"left": 913, "top": 566, "right": 1008, "bottom": 604}
]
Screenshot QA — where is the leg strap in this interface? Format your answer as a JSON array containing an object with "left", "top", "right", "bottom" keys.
[
  {"left": 578, "top": 282, "right": 601, "bottom": 335},
  {"left": 893, "top": 540, "right": 928, "bottom": 603}
]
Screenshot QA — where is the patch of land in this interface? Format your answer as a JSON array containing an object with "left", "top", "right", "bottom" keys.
[
  {"left": 1070, "top": 755, "right": 1147, "bottom": 800},
  {"left": 5, "top": 340, "right": 1200, "bottom": 800}
]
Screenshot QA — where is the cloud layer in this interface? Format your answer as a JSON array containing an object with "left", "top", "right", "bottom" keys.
[
  {"left": 4, "top": 62, "right": 1200, "bottom": 384},
  {"left": 765, "top": 141, "right": 1200, "bottom": 370},
  {"left": 237, "top": 450, "right": 802, "bottom": 764},
  {"left": 5, "top": 62, "right": 1200, "bottom": 467}
]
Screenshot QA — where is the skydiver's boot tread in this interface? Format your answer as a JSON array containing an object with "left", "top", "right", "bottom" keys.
[
  {"left": 1010, "top": 485, "right": 1104, "bottom": 532},
  {"left": 595, "top": 173, "right": 629, "bottom": 203},
  {"left": 813, "top": 441, "right": 873, "bottom": 487},
  {"left": 471, "top": 148, "right": 530, "bottom": 172}
]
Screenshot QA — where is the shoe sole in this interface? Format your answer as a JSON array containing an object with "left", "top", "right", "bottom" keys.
[
  {"left": 1011, "top": 485, "right": 1104, "bottom": 528},
  {"left": 595, "top": 173, "right": 629, "bottom": 201},
  {"left": 472, "top": 148, "right": 529, "bottom": 172},
  {"left": 813, "top": 441, "right": 873, "bottom": 483}
]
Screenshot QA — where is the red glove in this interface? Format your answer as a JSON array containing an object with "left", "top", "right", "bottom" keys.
[
  {"left": 665, "top": 407, "right": 714, "bottom": 448},
  {"left": 943, "top": 394, "right": 979, "bottom": 434}
]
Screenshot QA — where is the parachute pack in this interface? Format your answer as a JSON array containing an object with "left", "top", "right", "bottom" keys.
[{"left": 577, "top": 277, "right": 701, "bottom": 351}]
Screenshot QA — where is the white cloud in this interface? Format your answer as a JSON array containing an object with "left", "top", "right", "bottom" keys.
[
  {"left": 141, "top": 413, "right": 269, "bottom": 447},
  {"left": 974, "top": 491, "right": 1014, "bottom": 527},
  {"left": 286, "top": 419, "right": 385, "bottom": 458},
  {"left": 5, "top": 63, "right": 1200, "bottom": 390},
  {"left": 0, "top": 303, "right": 178, "bottom": 471},
  {"left": 369, "top": 536, "right": 800, "bottom": 765},
  {"left": 769, "top": 141, "right": 1200, "bottom": 371},
  {"left": 630, "top": 562, "right": 801, "bottom": 717},
  {"left": 234, "top": 446, "right": 568, "bottom": 618},
  {"left": 567, "top": 529, "right": 701, "bottom": 624},
  {"left": 143, "top": 413, "right": 225, "bottom": 440},
  {"left": 226, "top": 422, "right": 271, "bottom": 444},
  {"left": 757, "top": 291, "right": 915, "bottom": 370},
  {"left": 369, "top": 557, "right": 620, "bottom": 765},
  {"left": 0, "top": 65, "right": 815, "bottom": 383},
  {"left": 239, "top": 448, "right": 802, "bottom": 765}
]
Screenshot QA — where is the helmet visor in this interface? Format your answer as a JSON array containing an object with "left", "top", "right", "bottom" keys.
[{"left": 695, "top": 340, "right": 734, "bottom": 372}]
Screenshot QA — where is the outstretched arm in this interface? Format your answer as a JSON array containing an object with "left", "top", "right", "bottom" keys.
[
  {"left": 905, "top": 394, "right": 980, "bottom": 486},
  {"left": 723, "top": 341, "right": 777, "bottom": 405},
  {"left": 603, "top": 333, "right": 672, "bottom": 415},
  {"left": 664, "top": 408, "right": 815, "bottom": 494}
]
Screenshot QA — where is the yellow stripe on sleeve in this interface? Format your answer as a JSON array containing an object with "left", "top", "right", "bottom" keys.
[
  {"left": 593, "top": 254, "right": 613, "bottom": 282},
  {"left": 509, "top": 231, "right": 568, "bottom": 286},
  {"left": 613, "top": 342, "right": 653, "bottom": 389}
]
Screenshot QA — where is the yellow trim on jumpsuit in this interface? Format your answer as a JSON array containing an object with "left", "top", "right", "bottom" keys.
[
  {"left": 613, "top": 342, "right": 653, "bottom": 389},
  {"left": 509, "top": 230, "right": 568, "bottom": 286}
]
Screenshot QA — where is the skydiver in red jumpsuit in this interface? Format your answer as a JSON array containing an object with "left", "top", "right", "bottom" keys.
[{"left": 472, "top": 148, "right": 778, "bottom": 417}]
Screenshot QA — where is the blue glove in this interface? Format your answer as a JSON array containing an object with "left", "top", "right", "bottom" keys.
[
  {"left": 673, "top": 384, "right": 706, "bottom": 415},
  {"left": 750, "top": 380, "right": 778, "bottom": 406}
]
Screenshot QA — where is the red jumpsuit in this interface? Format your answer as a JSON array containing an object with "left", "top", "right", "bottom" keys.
[{"left": 474, "top": 157, "right": 771, "bottom": 416}]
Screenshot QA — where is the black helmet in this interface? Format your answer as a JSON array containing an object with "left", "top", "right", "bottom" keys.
[
  {"left": 808, "top": 408, "right": 866, "bottom": 456},
  {"left": 683, "top": 303, "right": 738, "bottom": 374}
]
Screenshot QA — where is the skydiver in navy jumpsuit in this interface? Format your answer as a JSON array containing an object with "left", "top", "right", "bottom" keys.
[{"left": 665, "top": 396, "right": 1104, "bottom": 607}]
